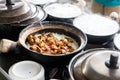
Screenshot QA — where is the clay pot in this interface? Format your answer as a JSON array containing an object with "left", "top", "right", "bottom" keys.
[{"left": 0, "top": 21, "right": 87, "bottom": 66}]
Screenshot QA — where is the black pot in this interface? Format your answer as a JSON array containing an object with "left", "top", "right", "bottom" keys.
[
  {"left": 46, "top": 14, "right": 73, "bottom": 24},
  {"left": 0, "top": 21, "right": 87, "bottom": 66},
  {"left": 87, "top": 33, "right": 115, "bottom": 44},
  {"left": 73, "top": 14, "right": 120, "bottom": 44},
  {"left": 113, "top": 33, "right": 120, "bottom": 51}
]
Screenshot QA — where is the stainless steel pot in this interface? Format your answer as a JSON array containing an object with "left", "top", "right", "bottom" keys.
[
  {"left": 0, "top": 0, "right": 47, "bottom": 40},
  {"left": 69, "top": 48, "right": 120, "bottom": 80}
]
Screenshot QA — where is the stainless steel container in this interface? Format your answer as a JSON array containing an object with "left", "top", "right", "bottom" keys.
[
  {"left": 69, "top": 48, "right": 120, "bottom": 80},
  {"left": 0, "top": 0, "right": 47, "bottom": 40}
]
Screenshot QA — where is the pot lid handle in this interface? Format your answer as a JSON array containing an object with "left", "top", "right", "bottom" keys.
[
  {"left": 6, "top": 0, "right": 14, "bottom": 5},
  {"left": 105, "top": 53, "right": 119, "bottom": 69}
]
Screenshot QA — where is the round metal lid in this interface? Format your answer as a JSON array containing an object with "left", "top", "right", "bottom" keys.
[
  {"left": 18, "top": 6, "right": 47, "bottom": 26},
  {"left": 0, "top": 0, "right": 37, "bottom": 24},
  {"left": 69, "top": 48, "right": 120, "bottom": 80}
]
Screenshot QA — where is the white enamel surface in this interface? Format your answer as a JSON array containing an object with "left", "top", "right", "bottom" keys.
[
  {"left": 44, "top": 3, "right": 81, "bottom": 18},
  {"left": 73, "top": 14, "right": 119, "bottom": 36},
  {"left": 9, "top": 61, "right": 45, "bottom": 80},
  {"left": 25, "top": 0, "right": 57, "bottom": 5},
  {"left": 114, "top": 33, "right": 120, "bottom": 50}
]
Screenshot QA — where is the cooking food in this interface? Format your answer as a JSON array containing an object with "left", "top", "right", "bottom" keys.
[
  {"left": 0, "top": 21, "right": 87, "bottom": 66},
  {"left": 73, "top": 14, "right": 119, "bottom": 44},
  {"left": 25, "top": 0, "right": 57, "bottom": 5},
  {"left": 44, "top": 3, "right": 81, "bottom": 18},
  {"left": 73, "top": 14, "right": 119, "bottom": 36},
  {"left": 27, "top": 32, "right": 78, "bottom": 55}
]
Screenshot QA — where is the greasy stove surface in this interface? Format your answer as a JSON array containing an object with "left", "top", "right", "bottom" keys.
[
  {"left": 0, "top": 0, "right": 114, "bottom": 79},
  {"left": 0, "top": 42, "right": 113, "bottom": 80},
  {"left": 0, "top": 52, "right": 71, "bottom": 80}
]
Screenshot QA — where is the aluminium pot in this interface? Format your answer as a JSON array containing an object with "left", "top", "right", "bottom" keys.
[
  {"left": 0, "top": 0, "right": 47, "bottom": 41},
  {"left": 69, "top": 48, "right": 120, "bottom": 80},
  {"left": 0, "top": 21, "right": 87, "bottom": 66}
]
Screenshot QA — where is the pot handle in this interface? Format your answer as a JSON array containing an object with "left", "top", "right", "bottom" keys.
[
  {"left": 105, "top": 53, "right": 119, "bottom": 69},
  {"left": 6, "top": 0, "right": 14, "bottom": 5},
  {"left": 0, "top": 39, "right": 20, "bottom": 53}
]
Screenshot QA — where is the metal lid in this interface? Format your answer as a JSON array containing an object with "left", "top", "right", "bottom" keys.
[
  {"left": 0, "top": 0, "right": 37, "bottom": 24},
  {"left": 69, "top": 48, "right": 120, "bottom": 80}
]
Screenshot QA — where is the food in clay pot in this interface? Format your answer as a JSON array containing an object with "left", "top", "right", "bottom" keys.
[
  {"left": 69, "top": 48, "right": 120, "bottom": 80},
  {"left": 0, "top": 21, "right": 87, "bottom": 66},
  {"left": 27, "top": 33, "right": 78, "bottom": 55},
  {"left": 0, "top": 0, "right": 47, "bottom": 41}
]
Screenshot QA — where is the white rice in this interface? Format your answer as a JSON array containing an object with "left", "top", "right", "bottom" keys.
[
  {"left": 44, "top": 3, "right": 82, "bottom": 18},
  {"left": 25, "top": 0, "right": 57, "bottom": 5},
  {"left": 73, "top": 14, "right": 119, "bottom": 36}
]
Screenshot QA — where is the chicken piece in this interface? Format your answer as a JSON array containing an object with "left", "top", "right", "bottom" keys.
[
  {"left": 34, "top": 36, "right": 41, "bottom": 44},
  {"left": 27, "top": 35, "right": 35, "bottom": 45}
]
